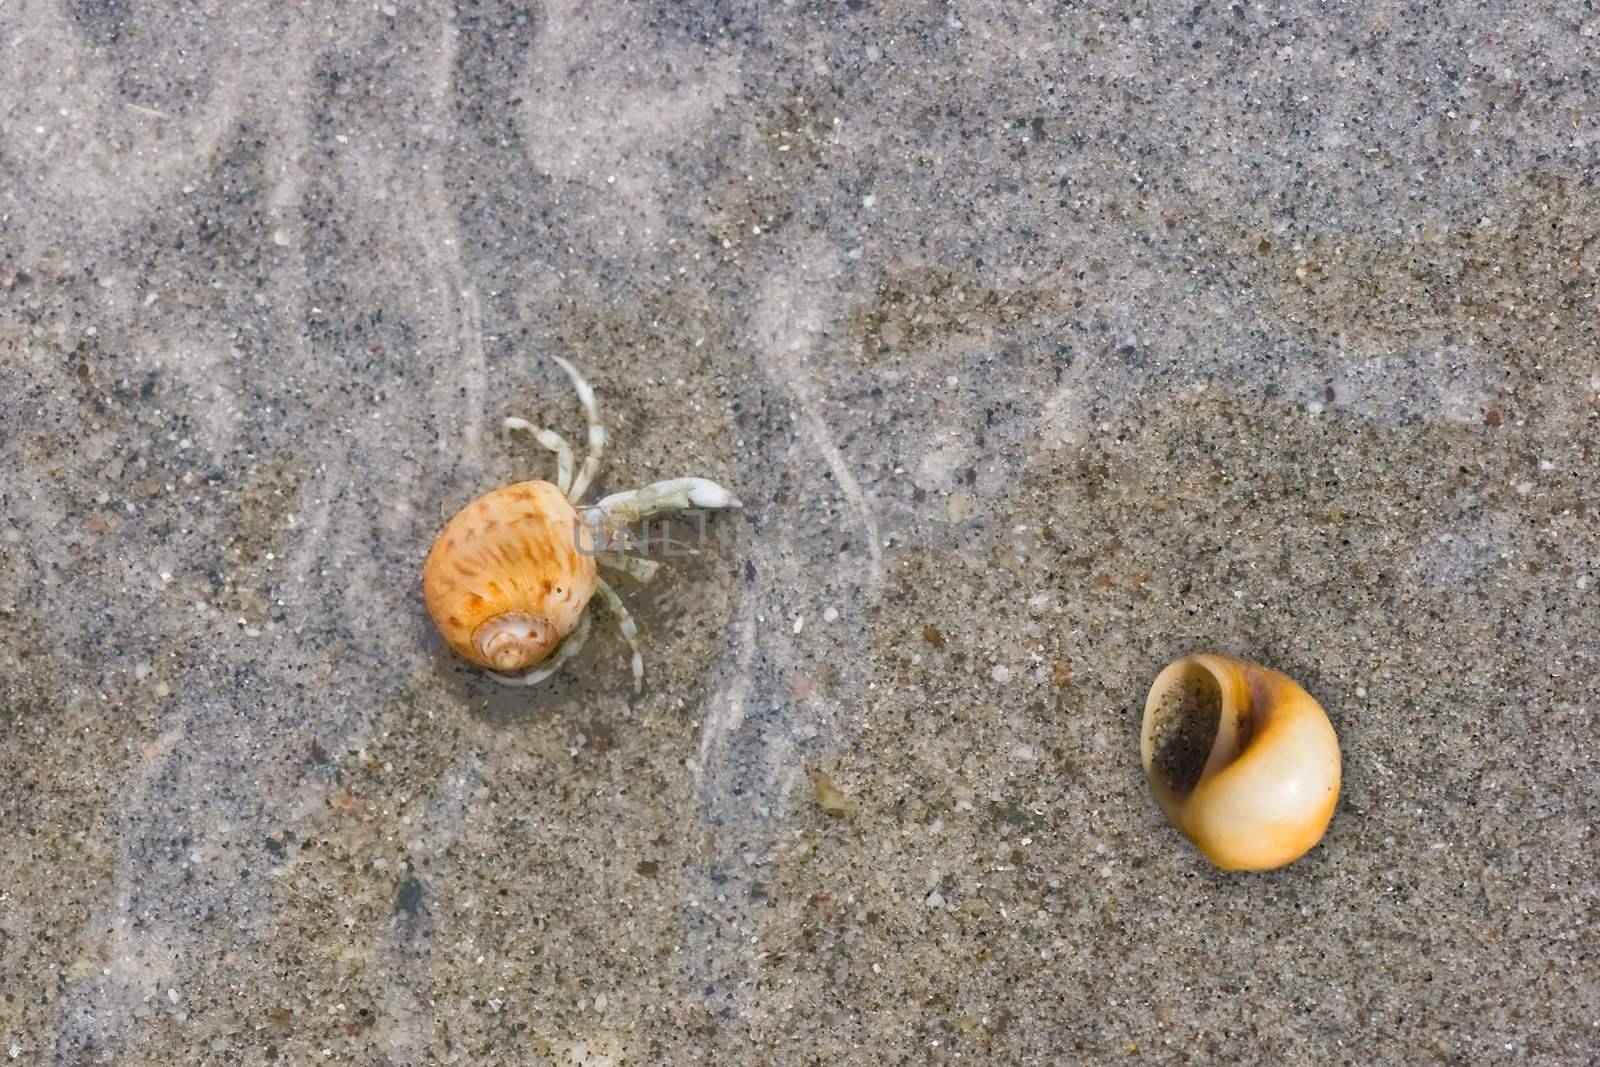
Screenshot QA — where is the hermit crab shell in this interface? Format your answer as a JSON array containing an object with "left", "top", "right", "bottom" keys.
[
  {"left": 1140, "top": 654, "right": 1341, "bottom": 871},
  {"left": 422, "top": 481, "right": 598, "bottom": 672}
]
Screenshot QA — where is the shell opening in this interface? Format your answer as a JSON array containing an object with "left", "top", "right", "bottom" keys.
[
  {"left": 473, "top": 612, "right": 556, "bottom": 673},
  {"left": 1145, "top": 662, "right": 1224, "bottom": 795}
]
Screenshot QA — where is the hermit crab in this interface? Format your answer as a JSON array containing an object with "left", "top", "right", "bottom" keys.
[
  {"left": 422, "top": 357, "right": 739, "bottom": 692},
  {"left": 1140, "top": 654, "right": 1341, "bottom": 871}
]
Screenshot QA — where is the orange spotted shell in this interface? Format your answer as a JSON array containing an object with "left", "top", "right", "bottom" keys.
[{"left": 422, "top": 481, "right": 599, "bottom": 672}]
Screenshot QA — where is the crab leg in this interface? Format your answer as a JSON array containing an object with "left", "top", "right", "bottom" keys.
[
  {"left": 597, "top": 553, "right": 662, "bottom": 585},
  {"left": 504, "top": 417, "right": 575, "bottom": 495},
  {"left": 551, "top": 355, "right": 607, "bottom": 505},
  {"left": 594, "top": 577, "right": 644, "bottom": 693}
]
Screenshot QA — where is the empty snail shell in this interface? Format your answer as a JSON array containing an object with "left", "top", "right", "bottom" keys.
[
  {"left": 1140, "top": 654, "right": 1341, "bottom": 871},
  {"left": 422, "top": 480, "right": 598, "bottom": 673}
]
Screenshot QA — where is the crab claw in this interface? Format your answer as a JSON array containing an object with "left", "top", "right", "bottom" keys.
[{"left": 683, "top": 478, "right": 740, "bottom": 510}]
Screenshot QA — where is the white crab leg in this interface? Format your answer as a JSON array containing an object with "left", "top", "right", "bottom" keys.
[
  {"left": 504, "top": 417, "right": 575, "bottom": 495},
  {"left": 594, "top": 577, "right": 644, "bottom": 693},
  {"left": 550, "top": 355, "right": 607, "bottom": 505},
  {"left": 597, "top": 553, "right": 662, "bottom": 585},
  {"left": 487, "top": 609, "right": 592, "bottom": 688}
]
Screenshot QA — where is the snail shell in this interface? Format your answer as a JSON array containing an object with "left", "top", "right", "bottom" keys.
[
  {"left": 422, "top": 481, "right": 598, "bottom": 673},
  {"left": 1141, "top": 654, "right": 1341, "bottom": 871}
]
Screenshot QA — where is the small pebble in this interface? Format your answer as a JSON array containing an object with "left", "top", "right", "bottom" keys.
[
  {"left": 812, "top": 771, "right": 855, "bottom": 817},
  {"left": 991, "top": 664, "right": 1011, "bottom": 683},
  {"left": 822, "top": 606, "right": 839, "bottom": 623}
]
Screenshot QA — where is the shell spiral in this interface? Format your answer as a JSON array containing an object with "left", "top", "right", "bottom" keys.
[{"left": 422, "top": 481, "right": 599, "bottom": 672}]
